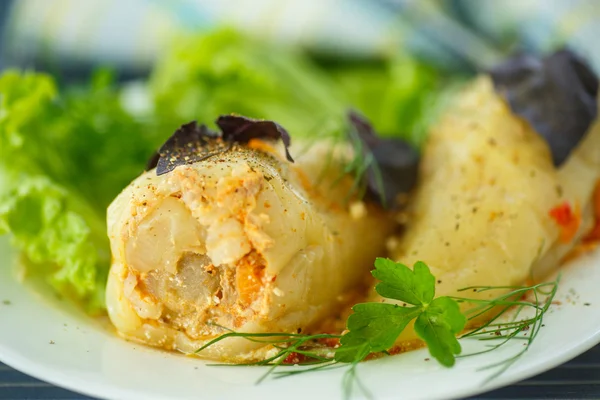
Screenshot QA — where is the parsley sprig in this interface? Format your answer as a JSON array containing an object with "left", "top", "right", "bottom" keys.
[{"left": 335, "top": 258, "right": 466, "bottom": 367}]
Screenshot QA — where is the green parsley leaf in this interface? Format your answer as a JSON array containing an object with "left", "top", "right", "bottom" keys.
[
  {"left": 372, "top": 258, "right": 435, "bottom": 306},
  {"left": 335, "top": 303, "right": 421, "bottom": 363},
  {"left": 414, "top": 297, "right": 466, "bottom": 367},
  {"left": 336, "top": 259, "right": 467, "bottom": 367}
]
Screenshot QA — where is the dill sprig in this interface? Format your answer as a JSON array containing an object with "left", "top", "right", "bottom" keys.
[
  {"left": 301, "top": 112, "right": 418, "bottom": 210},
  {"left": 285, "top": 114, "right": 373, "bottom": 205},
  {"left": 451, "top": 276, "right": 560, "bottom": 382},
  {"left": 342, "top": 362, "right": 373, "bottom": 400},
  {"left": 342, "top": 120, "right": 384, "bottom": 205},
  {"left": 196, "top": 328, "right": 341, "bottom": 384}
]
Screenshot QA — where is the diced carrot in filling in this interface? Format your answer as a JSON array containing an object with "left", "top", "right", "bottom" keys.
[
  {"left": 549, "top": 201, "right": 581, "bottom": 243},
  {"left": 235, "top": 252, "right": 266, "bottom": 306}
]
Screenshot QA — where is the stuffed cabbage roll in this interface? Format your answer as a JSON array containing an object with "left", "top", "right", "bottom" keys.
[
  {"left": 106, "top": 120, "right": 393, "bottom": 362},
  {"left": 379, "top": 72, "right": 600, "bottom": 342}
]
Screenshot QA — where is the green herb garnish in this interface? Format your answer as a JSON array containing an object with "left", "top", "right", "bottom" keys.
[
  {"left": 453, "top": 277, "right": 560, "bottom": 382},
  {"left": 335, "top": 258, "right": 466, "bottom": 367},
  {"left": 196, "top": 259, "right": 560, "bottom": 399}
]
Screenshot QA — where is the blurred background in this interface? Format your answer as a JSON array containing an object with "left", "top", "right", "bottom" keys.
[{"left": 2, "top": 0, "right": 600, "bottom": 80}]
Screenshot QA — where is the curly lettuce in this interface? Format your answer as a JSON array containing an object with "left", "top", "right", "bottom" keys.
[
  {"left": 328, "top": 56, "right": 442, "bottom": 145},
  {"left": 150, "top": 29, "right": 443, "bottom": 144},
  {"left": 0, "top": 71, "right": 161, "bottom": 311},
  {"left": 150, "top": 29, "right": 348, "bottom": 138}
]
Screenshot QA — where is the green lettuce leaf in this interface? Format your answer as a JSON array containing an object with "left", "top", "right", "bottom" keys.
[
  {"left": 0, "top": 175, "right": 107, "bottom": 311},
  {"left": 0, "top": 70, "right": 160, "bottom": 311},
  {"left": 150, "top": 29, "right": 347, "bottom": 138},
  {"left": 150, "top": 29, "right": 445, "bottom": 144}
]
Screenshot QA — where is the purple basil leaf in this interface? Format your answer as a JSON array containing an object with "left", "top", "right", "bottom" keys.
[
  {"left": 153, "top": 121, "right": 223, "bottom": 176},
  {"left": 147, "top": 115, "right": 295, "bottom": 176},
  {"left": 348, "top": 111, "right": 419, "bottom": 208},
  {"left": 216, "top": 115, "right": 294, "bottom": 162},
  {"left": 490, "top": 49, "right": 598, "bottom": 166}
]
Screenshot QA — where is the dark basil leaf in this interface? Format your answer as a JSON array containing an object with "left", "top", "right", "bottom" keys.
[
  {"left": 490, "top": 49, "right": 598, "bottom": 166},
  {"left": 147, "top": 116, "right": 295, "bottom": 176},
  {"left": 348, "top": 111, "right": 419, "bottom": 208},
  {"left": 216, "top": 115, "right": 294, "bottom": 162},
  {"left": 153, "top": 121, "right": 225, "bottom": 176}
]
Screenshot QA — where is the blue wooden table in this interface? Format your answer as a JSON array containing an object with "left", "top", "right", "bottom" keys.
[{"left": 2, "top": 345, "right": 600, "bottom": 399}]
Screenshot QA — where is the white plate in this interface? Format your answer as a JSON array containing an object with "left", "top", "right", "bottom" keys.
[{"left": 1, "top": 235, "right": 600, "bottom": 400}]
